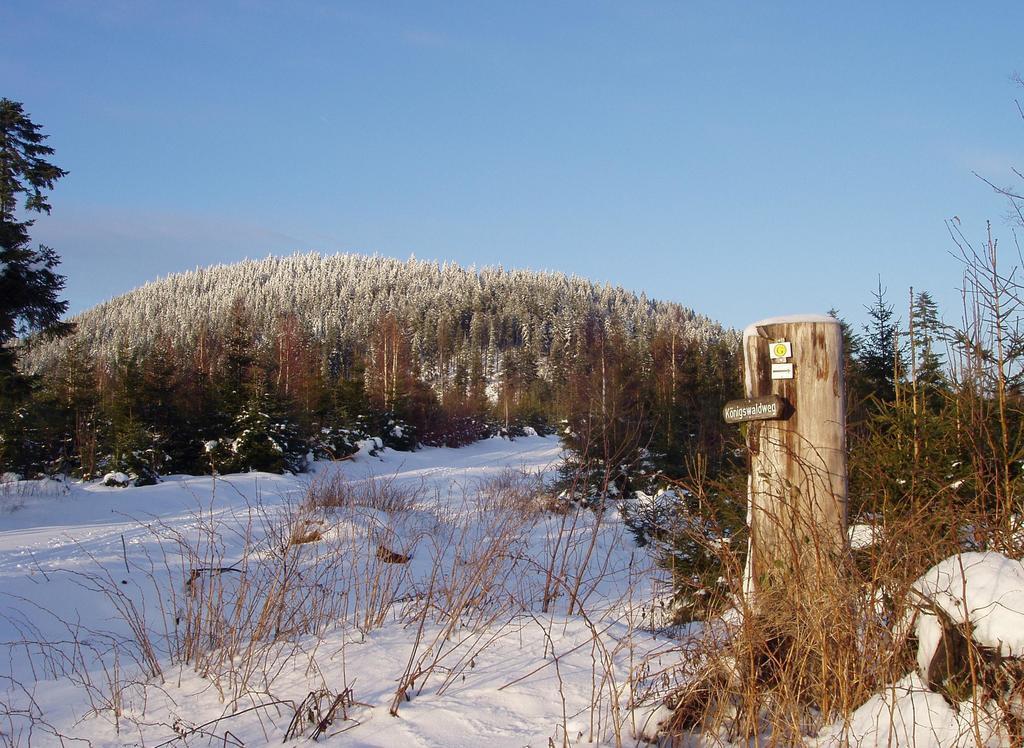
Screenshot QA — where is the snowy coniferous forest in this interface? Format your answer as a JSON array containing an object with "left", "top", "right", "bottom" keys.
[
  {"left": 6, "top": 253, "right": 741, "bottom": 485},
  {"left": 28, "top": 253, "right": 728, "bottom": 365}
]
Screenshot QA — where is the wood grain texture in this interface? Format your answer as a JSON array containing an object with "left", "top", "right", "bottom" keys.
[{"left": 744, "top": 318, "right": 847, "bottom": 592}]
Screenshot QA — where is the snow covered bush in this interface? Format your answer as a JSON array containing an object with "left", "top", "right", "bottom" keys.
[
  {"left": 618, "top": 476, "right": 744, "bottom": 623},
  {"left": 202, "top": 437, "right": 232, "bottom": 474},
  {"left": 620, "top": 486, "right": 682, "bottom": 547},
  {"left": 640, "top": 479, "right": 1024, "bottom": 747},
  {"left": 806, "top": 551, "right": 1024, "bottom": 746},
  {"left": 551, "top": 444, "right": 659, "bottom": 512},
  {"left": 357, "top": 412, "right": 417, "bottom": 452},
  {"left": 494, "top": 416, "right": 555, "bottom": 441},
  {"left": 310, "top": 425, "right": 361, "bottom": 461},
  {"left": 105, "top": 443, "right": 160, "bottom": 486},
  {"left": 213, "top": 400, "right": 309, "bottom": 474}
]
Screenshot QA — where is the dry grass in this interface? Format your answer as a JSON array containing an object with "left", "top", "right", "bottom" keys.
[
  {"left": 7, "top": 465, "right": 675, "bottom": 746},
  {"left": 286, "top": 518, "right": 326, "bottom": 546},
  {"left": 0, "top": 475, "right": 69, "bottom": 515},
  {"left": 302, "top": 472, "right": 417, "bottom": 514},
  {"left": 627, "top": 479, "right": 1024, "bottom": 746}
]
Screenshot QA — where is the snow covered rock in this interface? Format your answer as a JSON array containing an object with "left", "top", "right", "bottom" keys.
[
  {"left": 101, "top": 471, "right": 131, "bottom": 487},
  {"left": 813, "top": 672, "right": 1006, "bottom": 747},
  {"left": 848, "top": 522, "right": 882, "bottom": 550},
  {"left": 356, "top": 437, "right": 384, "bottom": 459},
  {"left": 630, "top": 701, "right": 676, "bottom": 742},
  {"left": 913, "top": 552, "right": 1024, "bottom": 665},
  {"left": 910, "top": 551, "right": 1024, "bottom": 712},
  {"left": 815, "top": 552, "right": 1024, "bottom": 745}
]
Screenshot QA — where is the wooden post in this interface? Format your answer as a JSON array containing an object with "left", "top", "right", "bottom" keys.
[{"left": 741, "top": 315, "right": 847, "bottom": 596}]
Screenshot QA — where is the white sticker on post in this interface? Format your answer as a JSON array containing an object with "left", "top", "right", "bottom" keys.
[{"left": 771, "top": 362, "right": 794, "bottom": 380}]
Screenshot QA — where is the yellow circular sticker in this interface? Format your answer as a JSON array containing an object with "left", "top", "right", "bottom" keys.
[{"left": 773, "top": 342, "right": 788, "bottom": 358}]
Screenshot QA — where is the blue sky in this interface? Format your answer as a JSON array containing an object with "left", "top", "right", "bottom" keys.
[{"left": 2, "top": 1, "right": 1023, "bottom": 331}]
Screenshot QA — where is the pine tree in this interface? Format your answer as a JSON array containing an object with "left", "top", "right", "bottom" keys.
[
  {"left": 14, "top": 252, "right": 737, "bottom": 476},
  {"left": 859, "top": 280, "right": 902, "bottom": 406},
  {"left": 138, "top": 338, "right": 197, "bottom": 473},
  {"left": 560, "top": 313, "right": 650, "bottom": 503},
  {"left": 43, "top": 339, "right": 100, "bottom": 477},
  {"left": 1, "top": 99, "right": 71, "bottom": 470},
  {"left": 217, "top": 297, "right": 257, "bottom": 423},
  {"left": 217, "top": 370, "right": 306, "bottom": 474},
  {"left": 910, "top": 290, "right": 946, "bottom": 408}
]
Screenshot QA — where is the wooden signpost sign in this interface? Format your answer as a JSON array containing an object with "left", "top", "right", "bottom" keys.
[
  {"left": 736, "top": 315, "right": 848, "bottom": 596},
  {"left": 722, "top": 395, "right": 785, "bottom": 424}
]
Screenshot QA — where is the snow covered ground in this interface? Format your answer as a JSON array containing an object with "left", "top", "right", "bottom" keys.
[
  {"left": 7, "top": 435, "right": 1021, "bottom": 747},
  {"left": 0, "top": 436, "right": 679, "bottom": 747}
]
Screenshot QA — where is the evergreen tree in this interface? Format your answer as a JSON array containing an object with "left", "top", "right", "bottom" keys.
[
  {"left": 217, "top": 297, "right": 257, "bottom": 423},
  {"left": 910, "top": 290, "right": 946, "bottom": 408},
  {"left": 829, "top": 307, "right": 871, "bottom": 425},
  {"left": 13, "top": 252, "right": 738, "bottom": 477},
  {"left": 224, "top": 390, "right": 308, "bottom": 474},
  {"left": 136, "top": 338, "right": 199, "bottom": 473},
  {"left": 560, "top": 313, "right": 650, "bottom": 503},
  {"left": 42, "top": 339, "right": 100, "bottom": 477},
  {"left": 858, "top": 280, "right": 902, "bottom": 405},
  {"left": 0, "top": 99, "right": 71, "bottom": 469}
]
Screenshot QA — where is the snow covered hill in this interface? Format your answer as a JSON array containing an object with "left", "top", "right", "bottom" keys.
[{"left": 24, "top": 252, "right": 732, "bottom": 374}]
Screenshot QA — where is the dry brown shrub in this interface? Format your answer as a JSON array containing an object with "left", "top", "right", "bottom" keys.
[
  {"left": 302, "top": 472, "right": 416, "bottom": 514},
  {"left": 638, "top": 485, "right": 1008, "bottom": 745},
  {"left": 287, "top": 518, "right": 325, "bottom": 546}
]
